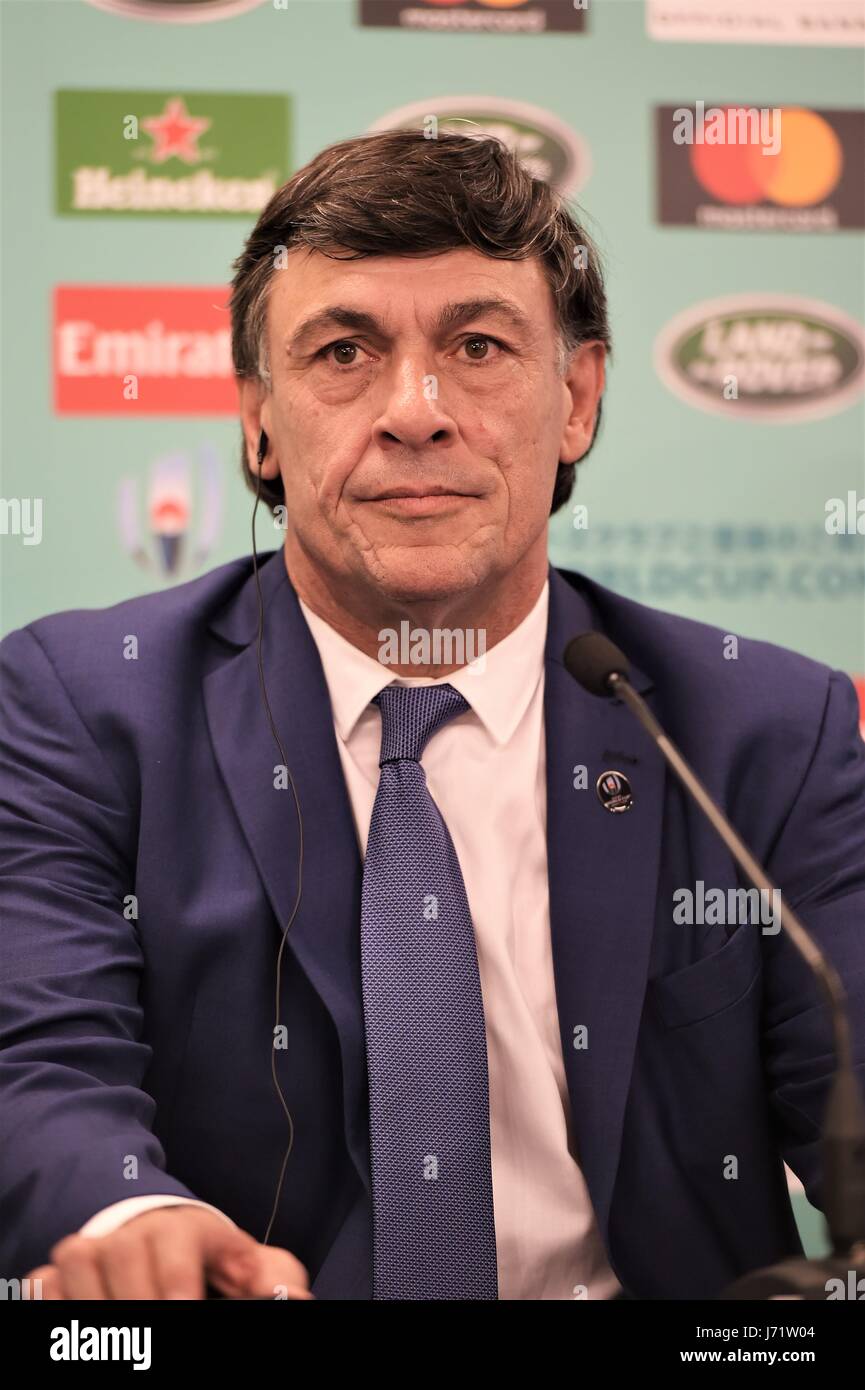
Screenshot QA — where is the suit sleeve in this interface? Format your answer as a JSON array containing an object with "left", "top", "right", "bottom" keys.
[
  {"left": 761, "top": 669, "right": 865, "bottom": 1209},
  {"left": 0, "top": 627, "right": 202, "bottom": 1276}
]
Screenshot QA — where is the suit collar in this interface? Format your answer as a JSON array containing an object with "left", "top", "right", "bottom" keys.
[
  {"left": 208, "top": 546, "right": 288, "bottom": 647},
  {"left": 545, "top": 565, "right": 654, "bottom": 696},
  {"left": 298, "top": 576, "right": 550, "bottom": 750}
]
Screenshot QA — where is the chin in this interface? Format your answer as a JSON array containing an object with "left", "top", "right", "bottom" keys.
[{"left": 365, "top": 546, "right": 489, "bottom": 605}]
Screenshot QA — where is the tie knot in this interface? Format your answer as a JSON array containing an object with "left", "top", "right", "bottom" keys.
[{"left": 374, "top": 683, "right": 469, "bottom": 765}]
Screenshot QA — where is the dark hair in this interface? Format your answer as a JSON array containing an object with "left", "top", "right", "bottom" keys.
[{"left": 229, "top": 130, "right": 610, "bottom": 515}]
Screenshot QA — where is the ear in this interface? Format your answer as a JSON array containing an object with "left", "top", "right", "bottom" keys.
[
  {"left": 237, "top": 377, "right": 280, "bottom": 481},
  {"left": 559, "top": 341, "right": 607, "bottom": 463}
]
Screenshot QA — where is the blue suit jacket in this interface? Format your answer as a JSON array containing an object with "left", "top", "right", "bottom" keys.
[{"left": 1, "top": 550, "right": 864, "bottom": 1298}]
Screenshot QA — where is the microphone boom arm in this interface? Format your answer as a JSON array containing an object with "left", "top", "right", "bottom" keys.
[{"left": 606, "top": 669, "right": 865, "bottom": 1258}]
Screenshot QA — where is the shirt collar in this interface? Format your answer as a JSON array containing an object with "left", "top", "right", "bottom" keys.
[{"left": 298, "top": 578, "right": 549, "bottom": 748}]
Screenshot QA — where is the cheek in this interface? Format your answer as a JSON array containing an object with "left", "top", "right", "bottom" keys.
[
  {"left": 491, "top": 406, "right": 561, "bottom": 526},
  {"left": 479, "top": 404, "right": 556, "bottom": 480},
  {"left": 276, "top": 395, "right": 359, "bottom": 507},
  {"left": 471, "top": 372, "right": 559, "bottom": 448},
  {"left": 305, "top": 365, "right": 376, "bottom": 407},
  {"left": 463, "top": 396, "right": 527, "bottom": 462}
]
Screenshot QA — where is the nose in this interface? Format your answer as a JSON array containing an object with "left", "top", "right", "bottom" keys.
[{"left": 371, "top": 355, "right": 457, "bottom": 454}]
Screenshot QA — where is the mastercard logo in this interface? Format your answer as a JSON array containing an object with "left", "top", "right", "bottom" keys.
[
  {"left": 425, "top": 1, "right": 529, "bottom": 7},
  {"left": 690, "top": 108, "right": 844, "bottom": 208}
]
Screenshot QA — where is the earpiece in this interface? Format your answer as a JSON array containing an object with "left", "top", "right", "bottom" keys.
[{"left": 248, "top": 422, "right": 304, "bottom": 1247}]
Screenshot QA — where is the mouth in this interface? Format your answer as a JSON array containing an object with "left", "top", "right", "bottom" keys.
[{"left": 366, "top": 488, "right": 478, "bottom": 516}]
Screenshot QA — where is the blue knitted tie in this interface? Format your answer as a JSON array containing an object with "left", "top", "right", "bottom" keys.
[{"left": 361, "top": 683, "right": 498, "bottom": 1301}]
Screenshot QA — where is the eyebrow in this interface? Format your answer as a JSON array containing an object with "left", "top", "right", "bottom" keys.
[
  {"left": 285, "top": 297, "right": 533, "bottom": 354},
  {"left": 435, "top": 297, "right": 533, "bottom": 337}
]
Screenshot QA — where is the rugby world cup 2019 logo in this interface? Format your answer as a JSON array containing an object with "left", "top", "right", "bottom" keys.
[
  {"left": 654, "top": 294, "right": 865, "bottom": 422},
  {"left": 118, "top": 447, "right": 224, "bottom": 577},
  {"left": 656, "top": 104, "right": 864, "bottom": 231},
  {"left": 368, "top": 97, "right": 591, "bottom": 197}
]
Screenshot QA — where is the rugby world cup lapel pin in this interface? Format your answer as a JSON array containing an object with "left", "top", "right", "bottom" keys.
[{"left": 596, "top": 770, "right": 634, "bottom": 814}]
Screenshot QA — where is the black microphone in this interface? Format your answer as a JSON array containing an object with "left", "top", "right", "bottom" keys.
[
  {"left": 565, "top": 631, "right": 630, "bottom": 698},
  {"left": 564, "top": 631, "right": 865, "bottom": 1293}
]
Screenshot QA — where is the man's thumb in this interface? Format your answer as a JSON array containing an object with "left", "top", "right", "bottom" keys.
[
  {"left": 203, "top": 1222, "right": 260, "bottom": 1283},
  {"left": 211, "top": 1242, "right": 313, "bottom": 1300}
]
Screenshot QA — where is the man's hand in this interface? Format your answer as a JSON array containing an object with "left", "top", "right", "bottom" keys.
[{"left": 25, "top": 1207, "right": 314, "bottom": 1300}]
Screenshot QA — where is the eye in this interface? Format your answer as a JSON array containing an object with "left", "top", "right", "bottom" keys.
[
  {"left": 459, "top": 335, "right": 503, "bottom": 363},
  {"left": 319, "top": 340, "right": 366, "bottom": 367}
]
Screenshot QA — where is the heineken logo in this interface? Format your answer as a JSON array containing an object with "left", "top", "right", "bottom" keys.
[
  {"left": 368, "top": 96, "right": 591, "bottom": 196},
  {"left": 55, "top": 90, "right": 291, "bottom": 216},
  {"left": 141, "top": 97, "right": 211, "bottom": 164},
  {"left": 654, "top": 294, "right": 865, "bottom": 421}
]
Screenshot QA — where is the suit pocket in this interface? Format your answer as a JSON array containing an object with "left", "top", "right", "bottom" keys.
[{"left": 647, "top": 923, "right": 761, "bottom": 1029}]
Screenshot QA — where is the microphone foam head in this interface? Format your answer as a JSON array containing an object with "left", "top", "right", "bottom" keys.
[{"left": 563, "top": 632, "right": 629, "bottom": 697}]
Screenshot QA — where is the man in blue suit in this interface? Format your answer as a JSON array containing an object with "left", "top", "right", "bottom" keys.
[{"left": 2, "top": 132, "right": 864, "bottom": 1301}]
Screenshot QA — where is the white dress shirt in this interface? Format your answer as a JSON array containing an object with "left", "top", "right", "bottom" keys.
[{"left": 81, "top": 576, "right": 620, "bottom": 1301}]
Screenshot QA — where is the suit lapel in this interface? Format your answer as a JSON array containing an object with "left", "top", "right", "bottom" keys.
[
  {"left": 544, "top": 566, "right": 666, "bottom": 1242},
  {"left": 203, "top": 549, "right": 371, "bottom": 1197}
]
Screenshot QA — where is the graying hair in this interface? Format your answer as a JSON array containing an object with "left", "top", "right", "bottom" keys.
[{"left": 230, "top": 130, "right": 610, "bottom": 514}]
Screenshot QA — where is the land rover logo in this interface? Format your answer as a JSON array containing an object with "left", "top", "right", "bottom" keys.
[
  {"left": 368, "top": 96, "right": 591, "bottom": 197},
  {"left": 654, "top": 294, "right": 865, "bottom": 422},
  {"left": 85, "top": 0, "right": 267, "bottom": 21}
]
